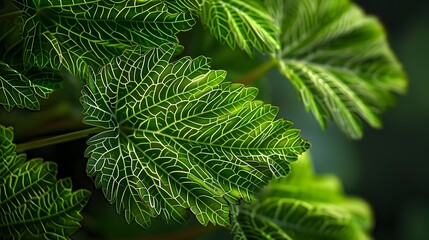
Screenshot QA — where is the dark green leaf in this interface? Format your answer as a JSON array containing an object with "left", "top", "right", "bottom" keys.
[
  {"left": 0, "top": 61, "right": 60, "bottom": 111},
  {"left": 0, "top": 126, "right": 91, "bottom": 239},
  {"left": 12, "top": 0, "right": 196, "bottom": 77}
]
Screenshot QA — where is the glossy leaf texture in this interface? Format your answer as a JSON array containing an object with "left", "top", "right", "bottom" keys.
[
  {"left": 231, "top": 152, "right": 373, "bottom": 240},
  {"left": 11, "top": 0, "right": 195, "bottom": 78},
  {"left": 0, "top": 126, "right": 91, "bottom": 239},
  {"left": 198, "top": 0, "right": 280, "bottom": 56},
  {"left": 268, "top": 0, "right": 407, "bottom": 139},
  {"left": 80, "top": 43, "right": 309, "bottom": 228}
]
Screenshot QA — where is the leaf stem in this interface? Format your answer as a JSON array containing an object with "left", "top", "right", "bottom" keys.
[
  {"left": 236, "top": 58, "right": 277, "bottom": 85},
  {"left": 16, "top": 127, "right": 103, "bottom": 153}
]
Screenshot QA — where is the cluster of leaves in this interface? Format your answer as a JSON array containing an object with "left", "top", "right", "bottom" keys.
[{"left": 0, "top": 0, "right": 406, "bottom": 239}]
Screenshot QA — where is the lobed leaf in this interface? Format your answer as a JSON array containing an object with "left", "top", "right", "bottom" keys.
[
  {"left": 268, "top": 0, "right": 408, "bottom": 139},
  {"left": 12, "top": 0, "right": 195, "bottom": 78},
  {"left": 199, "top": 0, "right": 280, "bottom": 56},
  {"left": 0, "top": 126, "right": 91, "bottom": 239},
  {"left": 231, "top": 152, "right": 373, "bottom": 240},
  {"left": 80, "top": 43, "right": 309, "bottom": 227}
]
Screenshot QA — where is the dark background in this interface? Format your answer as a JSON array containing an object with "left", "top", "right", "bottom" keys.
[{"left": 1, "top": 0, "right": 427, "bottom": 239}]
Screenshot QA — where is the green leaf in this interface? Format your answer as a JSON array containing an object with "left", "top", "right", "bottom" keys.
[
  {"left": 166, "top": 0, "right": 204, "bottom": 12},
  {"left": 12, "top": 0, "right": 195, "bottom": 77},
  {"left": 0, "top": 3, "right": 61, "bottom": 111},
  {"left": 80, "top": 43, "right": 309, "bottom": 227},
  {"left": 231, "top": 152, "right": 373, "bottom": 240},
  {"left": 0, "top": 61, "right": 59, "bottom": 111},
  {"left": 200, "top": 0, "right": 280, "bottom": 56},
  {"left": 269, "top": 0, "right": 407, "bottom": 139},
  {"left": 0, "top": 126, "right": 91, "bottom": 239}
]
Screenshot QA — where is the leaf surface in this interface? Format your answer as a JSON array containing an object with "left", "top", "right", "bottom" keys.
[
  {"left": 0, "top": 3, "right": 61, "bottom": 111},
  {"left": 0, "top": 61, "right": 59, "bottom": 111},
  {"left": 200, "top": 0, "right": 280, "bottom": 56},
  {"left": 0, "top": 126, "right": 91, "bottom": 239},
  {"left": 12, "top": 0, "right": 195, "bottom": 77},
  {"left": 231, "top": 153, "right": 373, "bottom": 240},
  {"left": 80, "top": 43, "right": 309, "bottom": 227},
  {"left": 268, "top": 0, "right": 407, "bottom": 138}
]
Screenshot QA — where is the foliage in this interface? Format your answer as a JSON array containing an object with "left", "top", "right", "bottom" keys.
[
  {"left": 0, "top": 126, "right": 90, "bottom": 239},
  {"left": 231, "top": 153, "right": 372, "bottom": 240},
  {"left": 0, "top": 0, "right": 407, "bottom": 238},
  {"left": 267, "top": 0, "right": 407, "bottom": 139},
  {"left": 81, "top": 43, "right": 308, "bottom": 227}
]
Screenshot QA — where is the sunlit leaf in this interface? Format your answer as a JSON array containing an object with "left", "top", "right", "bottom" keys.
[
  {"left": 268, "top": 0, "right": 407, "bottom": 138},
  {"left": 231, "top": 153, "right": 373, "bottom": 240},
  {"left": 80, "top": 43, "right": 309, "bottom": 228},
  {"left": 0, "top": 126, "right": 91, "bottom": 239},
  {"left": 199, "top": 0, "right": 280, "bottom": 56}
]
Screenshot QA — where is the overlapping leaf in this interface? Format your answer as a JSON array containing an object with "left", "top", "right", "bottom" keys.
[
  {"left": 80, "top": 43, "right": 309, "bottom": 227},
  {"left": 0, "top": 3, "right": 61, "bottom": 111},
  {"left": 0, "top": 126, "right": 91, "bottom": 239},
  {"left": 231, "top": 153, "right": 373, "bottom": 240},
  {"left": 268, "top": 0, "right": 407, "bottom": 139},
  {"left": 199, "top": 0, "right": 280, "bottom": 56},
  {"left": 11, "top": 0, "right": 195, "bottom": 78}
]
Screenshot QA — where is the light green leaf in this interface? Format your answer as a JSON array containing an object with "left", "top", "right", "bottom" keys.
[
  {"left": 12, "top": 0, "right": 195, "bottom": 77},
  {"left": 200, "top": 0, "right": 280, "bottom": 56},
  {"left": 269, "top": 0, "right": 407, "bottom": 139},
  {"left": 0, "top": 126, "right": 91, "bottom": 239},
  {"left": 0, "top": 61, "right": 59, "bottom": 111},
  {"left": 80, "top": 43, "right": 309, "bottom": 227},
  {"left": 231, "top": 152, "right": 373, "bottom": 240}
]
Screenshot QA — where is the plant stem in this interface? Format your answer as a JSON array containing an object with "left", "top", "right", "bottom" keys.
[
  {"left": 16, "top": 127, "right": 103, "bottom": 153},
  {"left": 236, "top": 58, "right": 277, "bottom": 85}
]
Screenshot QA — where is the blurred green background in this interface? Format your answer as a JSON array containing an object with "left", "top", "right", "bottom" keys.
[{"left": 1, "top": 0, "right": 428, "bottom": 239}]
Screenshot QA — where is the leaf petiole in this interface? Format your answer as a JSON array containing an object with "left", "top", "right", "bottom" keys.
[
  {"left": 16, "top": 127, "right": 103, "bottom": 153},
  {"left": 236, "top": 58, "right": 277, "bottom": 85}
]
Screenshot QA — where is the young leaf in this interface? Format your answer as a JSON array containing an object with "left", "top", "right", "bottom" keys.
[
  {"left": 0, "top": 61, "right": 59, "bottom": 111},
  {"left": 11, "top": 0, "right": 195, "bottom": 77},
  {"left": 80, "top": 43, "right": 309, "bottom": 228},
  {"left": 231, "top": 153, "right": 373, "bottom": 240},
  {"left": 268, "top": 0, "right": 407, "bottom": 139},
  {"left": 199, "top": 0, "right": 280, "bottom": 56},
  {"left": 0, "top": 126, "right": 91, "bottom": 239}
]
